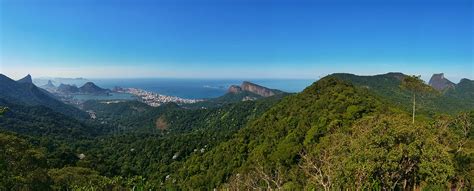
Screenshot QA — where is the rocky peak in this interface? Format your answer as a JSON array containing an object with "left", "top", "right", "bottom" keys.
[
  {"left": 17, "top": 74, "right": 33, "bottom": 84},
  {"left": 40, "top": 80, "right": 57, "bottom": 92},
  {"left": 429, "top": 73, "right": 455, "bottom": 91},
  {"left": 44, "top": 80, "right": 55, "bottom": 87}
]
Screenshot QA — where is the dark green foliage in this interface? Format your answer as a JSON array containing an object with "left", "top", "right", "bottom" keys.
[
  {"left": 172, "top": 76, "right": 384, "bottom": 189},
  {"left": 170, "top": 76, "right": 473, "bottom": 190},
  {"left": 0, "top": 99, "right": 103, "bottom": 139},
  {"left": 0, "top": 132, "right": 50, "bottom": 190},
  {"left": 186, "top": 90, "right": 290, "bottom": 109},
  {"left": 0, "top": 132, "right": 157, "bottom": 190},
  {"left": 82, "top": 100, "right": 178, "bottom": 132},
  {"left": 77, "top": 96, "right": 281, "bottom": 187}
]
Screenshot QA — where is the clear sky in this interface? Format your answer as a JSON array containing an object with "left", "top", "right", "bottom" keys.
[{"left": 1, "top": 0, "right": 472, "bottom": 82}]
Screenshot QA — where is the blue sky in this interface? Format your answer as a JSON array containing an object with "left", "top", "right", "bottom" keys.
[{"left": 0, "top": 0, "right": 472, "bottom": 81}]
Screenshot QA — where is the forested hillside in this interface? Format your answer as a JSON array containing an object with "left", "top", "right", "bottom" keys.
[
  {"left": 169, "top": 76, "right": 473, "bottom": 190},
  {"left": 0, "top": 84, "right": 284, "bottom": 189}
]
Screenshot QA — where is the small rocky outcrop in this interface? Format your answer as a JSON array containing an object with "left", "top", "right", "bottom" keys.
[{"left": 228, "top": 85, "right": 242, "bottom": 94}]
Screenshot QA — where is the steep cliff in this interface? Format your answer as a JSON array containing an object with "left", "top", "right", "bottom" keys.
[{"left": 428, "top": 73, "right": 455, "bottom": 91}]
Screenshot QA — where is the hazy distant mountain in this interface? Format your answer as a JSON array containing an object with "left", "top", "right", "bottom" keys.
[
  {"left": 33, "top": 77, "right": 89, "bottom": 88},
  {"left": 428, "top": 73, "right": 455, "bottom": 91},
  {"left": 79, "top": 82, "right": 109, "bottom": 94},
  {"left": 0, "top": 74, "right": 87, "bottom": 118},
  {"left": 57, "top": 83, "right": 79, "bottom": 93},
  {"left": 40, "top": 80, "right": 57, "bottom": 92},
  {"left": 17, "top": 74, "right": 33, "bottom": 84},
  {"left": 56, "top": 82, "right": 109, "bottom": 95}
]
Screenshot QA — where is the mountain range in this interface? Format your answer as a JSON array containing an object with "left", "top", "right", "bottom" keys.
[
  {"left": 0, "top": 74, "right": 87, "bottom": 118},
  {"left": 0, "top": 72, "right": 472, "bottom": 190},
  {"left": 56, "top": 82, "right": 109, "bottom": 94}
]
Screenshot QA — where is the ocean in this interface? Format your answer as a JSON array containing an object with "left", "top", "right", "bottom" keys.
[{"left": 34, "top": 78, "right": 317, "bottom": 99}]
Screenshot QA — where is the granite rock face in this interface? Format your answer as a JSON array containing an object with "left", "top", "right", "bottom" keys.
[
  {"left": 240, "top": 81, "right": 276, "bottom": 97},
  {"left": 227, "top": 81, "right": 278, "bottom": 97},
  {"left": 429, "top": 73, "right": 455, "bottom": 91}
]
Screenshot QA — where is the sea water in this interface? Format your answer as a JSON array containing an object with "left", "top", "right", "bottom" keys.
[
  {"left": 35, "top": 78, "right": 316, "bottom": 99},
  {"left": 95, "top": 78, "right": 316, "bottom": 99}
]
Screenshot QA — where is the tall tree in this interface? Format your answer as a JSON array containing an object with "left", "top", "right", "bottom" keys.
[{"left": 401, "top": 75, "right": 432, "bottom": 123}]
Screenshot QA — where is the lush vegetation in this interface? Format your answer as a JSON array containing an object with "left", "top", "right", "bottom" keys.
[
  {"left": 332, "top": 73, "right": 474, "bottom": 115},
  {"left": 0, "top": 98, "right": 105, "bottom": 139},
  {"left": 0, "top": 90, "right": 282, "bottom": 190},
  {"left": 0, "top": 74, "right": 472, "bottom": 190}
]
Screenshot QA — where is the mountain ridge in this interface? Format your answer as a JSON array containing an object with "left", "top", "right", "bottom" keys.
[
  {"left": 330, "top": 72, "right": 473, "bottom": 114},
  {"left": 56, "top": 82, "right": 109, "bottom": 94},
  {"left": 0, "top": 74, "right": 87, "bottom": 118},
  {"left": 17, "top": 74, "right": 33, "bottom": 84}
]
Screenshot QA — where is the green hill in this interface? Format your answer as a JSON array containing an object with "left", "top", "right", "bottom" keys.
[{"left": 171, "top": 76, "right": 385, "bottom": 189}]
